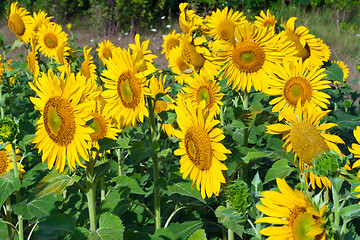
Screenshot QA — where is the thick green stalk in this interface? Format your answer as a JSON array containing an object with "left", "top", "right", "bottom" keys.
[
  {"left": 0, "top": 84, "right": 4, "bottom": 119},
  {"left": 332, "top": 184, "right": 340, "bottom": 235},
  {"left": 116, "top": 148, "right": 122, "bottom": 176},
  {"left": 226, "top": 201, "right": 234, "bottom": 240},
  {"left": 86, "top": 160, "right": 97, "bottom": 231},
  {"left": 148, "top": 97, "right": 161, "bottom": 230},
  {"left": 11, "top": 143, "right": 23, "bottom": 240}
]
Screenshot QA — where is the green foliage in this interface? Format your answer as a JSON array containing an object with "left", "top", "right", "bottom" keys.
[
  {"left": 88, "top": 212, "right": 124, "bottom": 240},
  {"left": 0, "top": 170, "right": 21, "bottom": 207}
]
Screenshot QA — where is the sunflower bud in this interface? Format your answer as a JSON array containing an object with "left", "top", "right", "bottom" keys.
[
  {"left": 357, "top": 64, "right": 360, "bottom": 73},
  {"left": 226, "top": 179, "right": 252, "bottom": 215},
  {"left": 312, "top": 151, "right": 345, "bottom": 178},
  {"left": 0, "top": 118, "right": 19, "bottom": 143},
  {"left": 9, "top": 76, "right": 17, "bottom": 85}
]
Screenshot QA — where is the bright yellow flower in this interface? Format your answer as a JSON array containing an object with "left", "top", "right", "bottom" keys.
[
  {"left": 0, "top": 142, "right": 25, "bottom": 177},
  {"left": 254, "top": 9, "right": 277, "bottom": 30},
  {"left": 168, "top": 46, "right": 192, "bottom": 85},
  {"left": 27, "top": 39, "right": 40, "bottom": 83},
  {"left": 36, "top": 22, "right": 68, "bottom": 59},
  {"left": 33, "top": 10, "right": 52, "bottom": 33},
  {"left": 8, "top": 2, "right": 34, "bottom": 44},
  {"left": 161, "top": 30, "right": 182, "bottom": 59},
  {"left": 256, "top": 178, "right": 327, "bottom": 240},
  {"left": 174, "top": 99, "right": 230, "bottom": 198},
  {"left": 97, "top": 39, "right": 116, "bottom": 64},
  {"left": 332, "top": 60, "right": 349, "bottom": 83},
  {"left": 81, "top": 46, "right": 97, "bottom": 82},
  {"left": 129, "top": 34, "right": 157, "bottom": 74}
]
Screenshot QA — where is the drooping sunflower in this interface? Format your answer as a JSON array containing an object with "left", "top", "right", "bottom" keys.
[
  {"left": 280, "top": 17, "right": 331, "bottom": 67},
  {"left": 97, "top": 39, "right": 115, "bottom": 64},
  {"left": 332, "top": 60, "right": 349, "bottom": 84},
  {"left": 179, "top": 2, "right": 199, "bottom": 34},
  {"left": 129, "top": 34, "right": 157, "bottom": 74},
  {"left": 36, "top": 22, "right": 68, "bottom": 59},
  {"left": 33, "top": 10, "right": 52, "bottom": 33},
  {"left": 0, "top": 142, "right": 25, "bottom": 176},
  {"left": 27, "top": 39, "right": 40, "bottom": 83},
  {"left": 55, "top": 42, "right": 71, "bottom": 75},
  {"left": 213, "top": 21, "right": 295, "bottom": 92},
  {"left": 168, "top": 46, "right": 192, "bottom": 85},
  {"left": 266, "top": 102, "right": 344, "bottom": 189},
  {"left": 29, "top": 70, "right": 94, "bottom": 173},
  {"left": 101, "top": 47, "right": 151, "bottom": 129},
  {"left": 178, "top": 72, "right": 224, "bottom": 115},
  {"left": 254, "top": 9, "right": 277, "bottom": 30},
  {"left": 265, "top": 58, "right": 331, "bottom": 113},
  {"left": 8, "top": 2, "right": 34, "bottom": 44},
  {"left": 173, "top": 99, "right": 230, "bottom": 198},
  {"left": 81, "top": 46, "right": 97, "bottom": 82},
  {"left": 204, "top": 7, "right": 246, "bottom": 44},
  {"left": 255, "top": 178, "right": 327, "bottom": 240},
  {"left": 161, "top": 30, "right": 182, "bottom": 60}
]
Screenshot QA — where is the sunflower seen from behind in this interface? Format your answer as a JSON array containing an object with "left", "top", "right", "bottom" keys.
[
  {"left": 255, "top": 178, "right": 327, "bottom": 240},
  {"left": 81, "top": 46, "right": 97, "bottom": 82},
  {"left": 173, "top": 99, "right": 230, "bottom": 198},
  {"left": 266, "top": 102, "right": 344, "bottom": 189},
  {"left": 129, "top": 34, "right": 157, "bottom": 74},
  {"left": 37, "top": 22, "right": 68, "bottom": 59},
  {"left": 29, "top": 70, "right": 94, "bottom": 173},
  {"left": 8, "top": 2, "right": 34, "bottom": 44},
  {"left": 101, "top": 48, "right": 151, "bottom": 129},
  {"left": 265, "top": 58, "right": 331, "bottom": 113},
  {"left": 27, "top": 39, "right": 40, "bottom": 83}
]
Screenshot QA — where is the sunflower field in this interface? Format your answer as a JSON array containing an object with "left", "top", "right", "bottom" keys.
[{"left": 1, "top": 1, "right": 360, "bottom": 240}]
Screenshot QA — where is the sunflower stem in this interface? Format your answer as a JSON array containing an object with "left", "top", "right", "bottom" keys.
[
  {"left": 100, "top": 176, "right": 105, "bottom": 201},
  {"left": 85, "top": 160, "right": 97, "bottom": 231},
  {"left": 332, "top": 184, "right": 340, "bottom": 235},
  {"left": 5, "top": 196, "right": 12, "bottom": 238},
  {"left": 0, "top": 84, "right": 4, "bottom": 119},
  {"left": 226, "top": 201, "right": 235, "bottom": 240},
  {"left": 147, "top": 96, "right": 161, "bottom": 230},
  {"left": 116, "top": 148, "right": 122, "bottom": 176},
  {"left": 11, "top": 143, "right": 23, "bottom": 240}
]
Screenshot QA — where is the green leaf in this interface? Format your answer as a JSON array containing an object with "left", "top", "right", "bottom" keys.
[
  {"left": 98, "top": 189, "right": 131, "bottom": 216},
  {"left": 322, "top": 62, "right": 343, "bottom": 83},
  {"left": 14, "top": 194, "right": 58, "bottom": 220},
  {"left": 71, "top": 227, "right": 90, "bottom": 240},
  {"left": 117, "top": 136, "right": 131, "bottom": 148},
  {"left": 188, "top": 229, "right": 207, "bottom": 240},
  {"left": 131, "top": 141, "right": 152, "bottom": 163},
  {"left": 88, "top": 213, "right": 124, "bottom": 240},
  {"left": 34, "top": 170, "right": 81, "bottom": 197},
  {"left": 167, "top": 179, "right": 206, "bottom": 204},
  {"left": 113, "top": 175, "right": 146, "bottom": 195},
  {"left": 10, "top": 39, "right": 24, "bottom": 52},
  {"left": 243, "top": 151, "right": 270, "bottom": 164},
  {"left": 340, "top": 204, "right": 360, "bottom": 221},
  {"left": 98, "top": 138, "right": 120, "bottom": 152},
  {"left": 0, "top": 171, "right": 21, "bottom": 207},
  {"left": 152, "top": 228, "right": 175, "bottom": 240},
  {"left": 215, "top": 206, "right": 245, "bottom": 238},
  {"left": 31, "top": 214, "right": 75, "bottom": 240},
  {"left": 264, "top": 159, "right": 293, "bottom": 184},
  {"left": 167, "top": 220, "right": 202, "bottom": 240}
]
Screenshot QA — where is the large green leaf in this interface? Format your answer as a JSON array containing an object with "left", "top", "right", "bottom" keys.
[
  {"left": 113, "top": 175, "right": 146, "bottom": 195},
  {"left": 34, "top": 170, "right": 80, "bottom": 197},
  {"left": 88, "top": 212, "right": 124, "bottom": 240},
  {"left": 151, "top": 228, "right": 175, "bottom": 240},
  {"left": 167, "top": 220, "right": 203, "bottom": 240},
  {"left": 131, "top": 140, "right": 152, "bottom": 163},
  {"left": 0, "top": 171, "right": 21, "bottom": 207},
  {"left": 340, "top": 204, "right": 360, "bottom": 221},
  {"left": 188, "top": 229, "right": 207, "bottom": 240},
  {"left": 97, "top": 189, "right": 131, "bottom": 216},
  {"left": 167, "top": 179, "right": 206, "bottom": 204},
  {"left": 14, "top": 193, "right": 59, "bottom": 220},
  {"left": 242, "top": 150, "right": 270, "bottom": 164},
  {"left": 322, "top": 62, "right": 343, "bottom": 83},
  {"left": 32, "top": 214, "right": 75, "bottom": 240},
  {"left": 264, "top": 159, "right": 293, "bottom": 183},
  {"left": 215, "top": 206, "right": 245, "bottom": 238}
]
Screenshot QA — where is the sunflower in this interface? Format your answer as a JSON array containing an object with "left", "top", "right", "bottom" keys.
[
  {"left": 8, "top": 2, "right": 34, "bottom": 44},
  {"left": 179, "top": 2, "right": 199, "bottom": 34},
  {"left": 332, "top": 60, "right": 349, "bottom": 84},
  {"left": 254, "top": 9, "right": 277, "bottom": 30},
  {"left": 0, "top": 55, "right": 4, "bottom": 84},
  {"left": 0, "top": 142, "right": 25, "bottom": 176},
  {"left": 129, "top": 34, "right": 157, "bottom": 74},
  {"left": 348, "top": 126, "right": 360, "bottom": 173},
  {"left": 280, "top": 17, "right": 331, "bottom": 67},
  {"left": 29, "top": 70, "right": 94, "bottom": 173},
  {"left": 27, "top": 39, "right": 40, "bottom": 83},
  {"left": 36, "top": 22, "right": 68, "bottom": 59},
  {"left": 173, "top": 99, "right": 230, "bottom": 198},
  {"left": 255, "top": 178, "right": 327, "bottom": 240},
  {"left": 168, "top": 46, "right": 192, "bottom": 85},
  {"left": 55, "top": 42, "right": 71, "bottom": 75},
  {"left": 33, "top": 10, "right": 52, "bottom": 33},
  {"left": 81, "top": 46, "right": 97, "bottom": 82},
  {"left": 266, "top": 102, "right": 344, "bottom": 189},
  {"left": 213, "top": 21, "right": 295, "bottom": 92},
  {"left": 161, "top": 30, "right": 182, "bottom": 60},
  {"left": 204, "top": 7, "right": 246, "bottom": 44},
  {"left": 97, "top": 39, "right": 115, "bottom": 64},
  {"left": 265, "top": 58, "right": 331, "bottom": 113},
  {"left": 101, "top": 47, "right": 151, "bottom": 129},
  {"left": 178, "top": 72, "right": 224, "bottom": 115}
]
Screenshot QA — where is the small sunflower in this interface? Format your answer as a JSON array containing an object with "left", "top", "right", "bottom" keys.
[
  {"left": 168, "top": 46, "right": 192, "bottom": 85},
  {"left": 36, "top": 22, "right": 68, "bottom": 59},
  {"left": 29, "top": 70, "right": 94, "bottom": 173},
  {"left": 178, "top": 72, "right": 224, "bottom": 115},
  {"left": 266, "top": 102, "right": 344, "bottom": 189},
  {"left": 101, "top": 47, "right": 151, "bottom": 129},
  {"left": 97, "top": 39, "right": 116, "bottom": 64},
  {"left": 255, "top": 178, "right": 327, "bottom": 240},
  {"left": 81, "top": 46, "right": 97, "bottom": 82},
  {"left": 33, "top": 10, "right": 52, "bottom": 33},
  {"left": 27, "top": 39, "right": 40, "bottom": 83},
  {"left": 280, "top": 17, "right": 331, "bottom": 67},
  {"left": 55, "top": 42, "right": 71, "bottom": 75},
  {"left": 174, "top": 99, "right": 230, "bottom": 198},
  {"left": 332, "top": 60, "right": 349, "bottom": 83},
  {"left": 213, "top": 22, "right": 295, "bottom": 92},
  {"left": 129, "top": 34, "right": 157, "bottom": 74},
  {"left": 161, "top": 30, "right": 182, "bottom": 59},
  {"left": 265, "top": 58, "right": 331, "bottom": 113},
  {"left": 0, "top": 142, "right": 25, "bottom": 176},
  {"left": 8, "top": 2, "right": 34, "bottom": 44},
  {"left": 254, "top": 9, "right": 277, "bottom": 30},
  {"left": 204, "top": 7, "right": 246, "bottom": 44}
]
